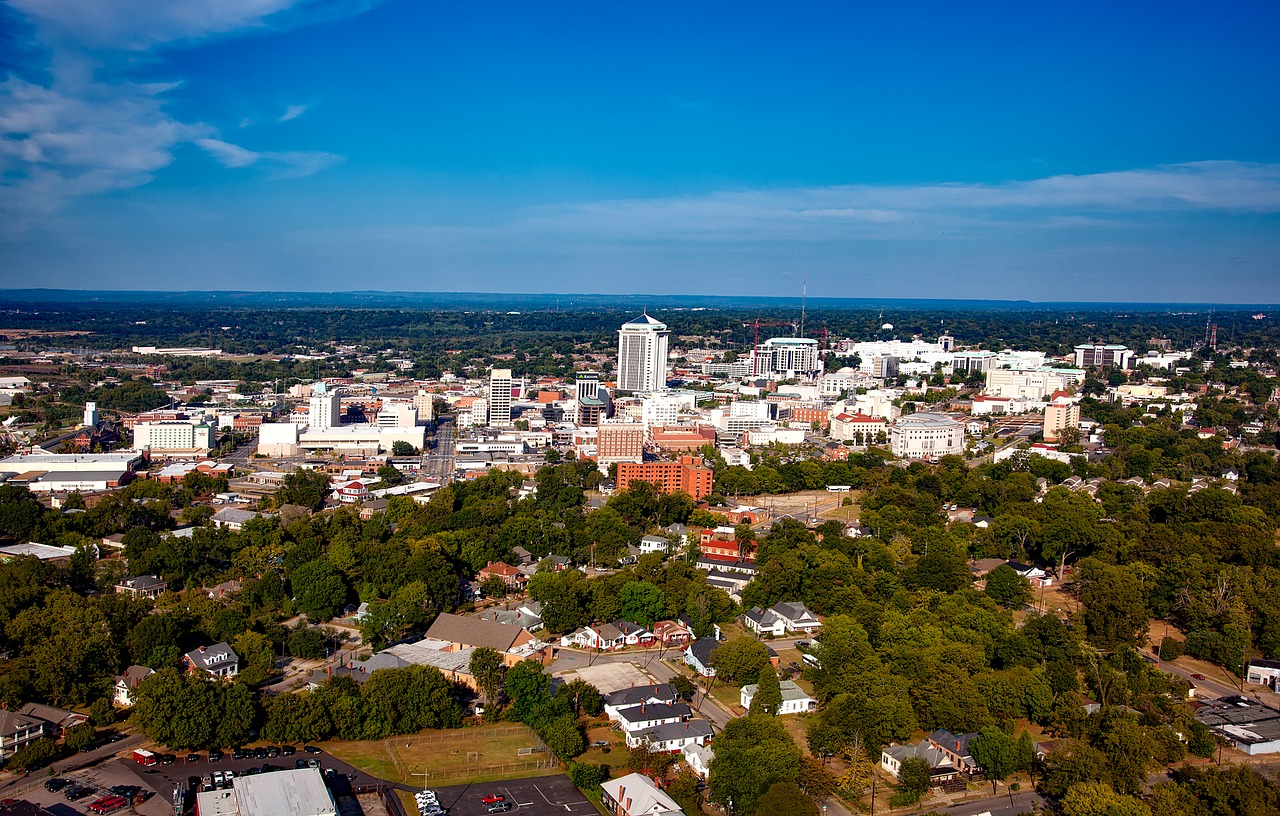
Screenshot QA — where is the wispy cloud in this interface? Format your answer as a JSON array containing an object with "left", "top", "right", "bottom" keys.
[
  {"left": 0, "top": 76, "right": 210, "bottom": 222},
  {"left": 278, "top": 103, "right": 308, "bottom": 122},
  {"left": 517, "top": 162, "right": 1280, "bottom": 241},
  {"left": 0, "top": 0, "right": 361, "bottom": 226},
  {"left": 197, "top": 137, "right": 341, "bottom": 178}
]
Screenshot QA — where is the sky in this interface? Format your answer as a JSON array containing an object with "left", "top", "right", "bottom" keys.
[{"left": 1, "top": 1, "right": 1278, "bottom": 302}]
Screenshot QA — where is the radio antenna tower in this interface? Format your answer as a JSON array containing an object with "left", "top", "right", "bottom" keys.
[{"left": 799, "top": 271, "right": 807, "bottom": 338}]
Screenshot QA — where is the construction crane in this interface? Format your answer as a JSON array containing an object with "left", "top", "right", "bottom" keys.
[{"left": 742, "top": 318, "right": 799, "bottom": 349}]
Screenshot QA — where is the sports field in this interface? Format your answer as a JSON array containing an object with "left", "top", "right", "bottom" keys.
[{"left": 326, "top": 723, "right": 560, "bottom": 786}]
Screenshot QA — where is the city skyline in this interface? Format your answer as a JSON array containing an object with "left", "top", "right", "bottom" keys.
[{"left": 1, "top": 2, "right": 1278, "bottom": 300}]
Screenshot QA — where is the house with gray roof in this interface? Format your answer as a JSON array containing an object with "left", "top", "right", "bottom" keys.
[
  {"left": 626, "top": 718, "right": 714, "bottom": 751},
  {"left": 880, "top": 741, "right": 959, "bottom": 783},
  {"left": 182, "top": 642, "right": 240, "bottom": 678},
  {"left": 684, "top": 637, "right": 717, "bottom": 677},
  {"left": 113, "top": 665, "right": 155, "bottom": 707},
  {"left": 603, "top": 684, "right": 679, "bottom": 721},
  {"left": 0, "top": 708, "right": 48, "bottom": 759}
]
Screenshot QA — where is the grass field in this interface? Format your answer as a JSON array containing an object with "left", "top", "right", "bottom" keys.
[{"left": 326, "top": 723, "right": 561, "bottom": 786}]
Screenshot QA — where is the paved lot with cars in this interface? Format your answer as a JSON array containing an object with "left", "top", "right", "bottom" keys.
[{"left": 427, "top": 776, "right": 596, "bottom": 816}]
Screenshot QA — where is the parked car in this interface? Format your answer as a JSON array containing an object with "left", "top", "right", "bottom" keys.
[
  {"left": 591, "top": 740, "right": 610, "bottom": 748},
  {"left": 65, "top": 785, "right": 93, "bottom": 801},
  {"left": 281, "top": 745, "right": 296, "bottom": 756},
  {"left": 487, "top": 803, "right": 512, "bottom": 814},
  {"left": 208, "top": 749, "right": 224, "bottom": 762},
  {"left": 44, "top": 779, "right": 69, "bottom": 792},
  {"left": 186, "top": 753, "right": 202, "bottom": 763},
  {"left": 303, "top": 745, "right": 322, "bottom": 754},
  {"left": 295, "top": 759, "right": 309, "bottom": 770},
  {"left": 481, "top": 794, "right": 506, "bottom": 804}
]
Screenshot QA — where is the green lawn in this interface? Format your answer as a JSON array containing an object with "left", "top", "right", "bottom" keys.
[{"left": 326, "top": 723, "right": 561, "bottom": 786}]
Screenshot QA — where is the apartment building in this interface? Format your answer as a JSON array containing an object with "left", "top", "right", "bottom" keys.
[{"left": 617, "top": 455, "right": 715, "bottom": 500}]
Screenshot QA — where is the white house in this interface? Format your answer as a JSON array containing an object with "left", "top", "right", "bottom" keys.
[
  {"left": 743, "top": 602, "right": 822, "bottom": 636},
  {"left": 627, "top": 719, "right": 714, "bottom": 752},
  {"left": 600, "top": 773, "right": 682, "bottom": 816},
  {"left": 616, "top": 703, "right": 692, "bottom": 737},
  {"left": 739, "top": 679, "right": 816, "bottom": 715},
  {"left": 604, "top": 684, "right": 680, "bottom": 721},
  {"left": 683, "top": 742, "right": 714, "bottom": 779},
  {"left": 638, "top": 535, "right": 672, "bottom": 555},
  {"left": 684, "top": 638, "right": 718, "bottom": 677},
  {"left": 881, "top": 741, "right": 959, "bottom": 783},
  {"left": 112, "top": 665, "right": 154, "bottom": 707},
  {"left": 1006, "top": 561, "right": 1053, "bottom": 588}
]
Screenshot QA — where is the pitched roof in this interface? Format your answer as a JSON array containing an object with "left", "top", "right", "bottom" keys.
[
  {"left": 426, "top": 612, "right": 526, "bottom": 652},
  {"left": 634, "top": 719, "right": 714, "bottom": 744},
  {"left": 600, "top": 772, "right": 681, "bottom": 816},
  {"left": 0, "top": 708, "right": 47, "bottom": 739},
  {"left": 616, "top": 702, "right": 692, "bottom": 725},
  {"left": 184, "top": 642, "right": 240, "bottom": 671},
  {"left": 604, "top": 684, "right": 679, "bottom": 709},
  {"left": 686, "top": 637, "right": 717, "bottom": 667}
]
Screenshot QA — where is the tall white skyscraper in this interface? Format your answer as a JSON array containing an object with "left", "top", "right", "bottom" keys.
[
  {"left": 616, "top": 314, "right": 669, "bottom": 393},
  {"left": 308, "top": 381, "right": 341, "bottom": 430},
  {"left": 488, "top": 368, "right": 513, "bottom": 427}
]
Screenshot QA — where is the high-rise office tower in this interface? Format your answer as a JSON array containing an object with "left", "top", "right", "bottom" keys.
[
  {"left": 488, "top": 368, "right": 513, "bottom": 427},
  {"left": 616, "top": 314, "right": 669, "bottom": 393}
]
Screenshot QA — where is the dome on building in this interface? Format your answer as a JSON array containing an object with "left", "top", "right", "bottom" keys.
[
  {"left": 880, "top": 322, "right": 894, "bottom": 331},
  {"left": 838, "top": 366, "right": 856, "bottom": 374}
]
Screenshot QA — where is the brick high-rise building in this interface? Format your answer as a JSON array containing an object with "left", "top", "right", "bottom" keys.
[
  {"left": 617, "top": 455, "right": 715, "bottom": 500},
  {"left": 597, "top": 423, "right": 646, "bottom": 465}
]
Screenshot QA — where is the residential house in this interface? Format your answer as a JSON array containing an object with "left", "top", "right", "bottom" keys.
[
  {"left": 739, "top": 679, "right": 816, "bottom": 715},
  {"left": 17, "top": 703, "right": 88, "bottom": 739},
  {"left": 600, "top": 772, "right": 682, "bottom": 816},
  {"left": 628, "top": 719, "right": 714, "bottom": 752},
  {"left": 113, "top": 665, "right": 155, "bottom": 707},
  {"left": 203, "top": 578, "right": 243, "bottom": 600},
  {"left": 880, "top": 741, "right": 959, "bottom": 783},
  {"left": 114, "top": 575, "right": 168, "bottom": 600},
  {"left": 308, "top": 652, "right": 411, "bottom": 689},
  {"left": 616, "top": 702, "right": 692, "bottom": 740},
  {"left": 684, "top": 638, "right": 717, "bottom": 677},
  {"left": 743, "top": 602, "right": 821, "bottom": 636},
  {"left": 604, "top": 684, "right": 680, "bottom": 721},
  {"left": 1006, "top": 562, "right": 1053, "bottom": 587},
  {"left": 561, "top": 620, "right": 653, "bottom": 651},
  {"left": 477, "top": 561, "right": 527, "bottom": 591},
  {"left": 211, "top": 507, "right": 269, "bottom": 531},
  {"left": 0, "top": 709, "right": 48, "bottom": 760},
  {"left": 699, "top": 528, "right": 754, "bottom": 562},
  {"left": 926, "top": 730, "right": 982, "bottom": 776},
  {"left": 652, "top": 620, "right": 693, "bottom": 646},
  {"left": 683, "top": 743, "right": 714, "bottom": 779},
  {"left": 424, "top": 612, "right": 552, "bottom": 666},
  {"left": 742, "top": 606, "right": 786, "bottom": 637},
  {"left": 638, "top": 535, "right": 672, "bottom": 556},
  {"left": 182, "top": 642, "right": 240, "bottom": 678}
]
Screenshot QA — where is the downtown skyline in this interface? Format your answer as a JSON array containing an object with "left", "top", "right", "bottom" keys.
[{"left": 1, "top": 1, "right": 1278, "bottom": 302}]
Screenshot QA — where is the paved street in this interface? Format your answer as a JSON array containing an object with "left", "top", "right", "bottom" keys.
[
  {"left": 943, "top": 789, "right": 1047, "bottom": 815},
  {"left": 422, "top": 417, "right": 456, "bottom": 482},
  {"left": 0, "top": 733, "right": 144, "bottom": 802}
]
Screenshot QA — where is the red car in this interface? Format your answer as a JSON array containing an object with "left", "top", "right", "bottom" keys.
[
  {"left": 1190, "top": 673, "right": 1206, "bottom": 681},
  {"left": 481, "top": 794, "right": 506, "bottom": 804}
]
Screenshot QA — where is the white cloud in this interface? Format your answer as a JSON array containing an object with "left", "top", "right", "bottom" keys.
[
  {"left": 7, "top": 0, "right": 298, "bottom": 50},
  {"left": 197, "top": 137, "right": 341, "bottom": 178},
  {"left": 0, "top": 0, "right": 357, "bottom": 226},
  {"left": 0, "top": 76, "right": 210, "bottom": 220},
  {"left": 517, "top": 162, "right": 1280, "bottom": 241}
]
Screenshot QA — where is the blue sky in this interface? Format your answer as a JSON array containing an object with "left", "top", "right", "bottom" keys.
[{"left": 1, "top": 1, "right": 1278, "bottom": 301}]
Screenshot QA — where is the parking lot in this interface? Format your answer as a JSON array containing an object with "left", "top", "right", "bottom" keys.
[
  {"left": 7, "top": 746, "right": 381, "bottom": 816},
  {"left": 427, "top": 776, "right": 596, "bottom": 816}
]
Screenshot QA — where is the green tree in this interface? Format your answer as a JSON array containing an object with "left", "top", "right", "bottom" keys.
[
  {"left": 984, "top": 564, "right": 1032, "bottom": 609},
  {"left": 618, "top": 580, "right": 666, "bottom": 627},
  {"left": 755, "top": 782, "right": 819, "bottom": 816},
  {"left": 749, "top": 667, "right": 783, "bottom": 716},
  {"left": 275, "top": 468, "right": 331, "bottom": 511},
  {"left": 711, "top": 637, "right": 771, "bottom": 683},
  {"left": 896, "top": 756, "right": 933, "bottom": 802},
  {"left": 1078, "top": 559, "right": 1149, "bottom": 649},
  {"left": 1061, "top": 781, "right": 1152, "bottom": 816},
  {"left": 709, "top": 715, "right": 803, "bottom": 816},
  {"left": 469, "top": 647, "right": 505, "bottom": 708},
  {"left": 64, "top": 723, "right": 97, "bottom": 752},
  {"left": 504, "top": 660, "right": 551, "bottom": 722},
  {"left": 970, "top": 725, "right": 1029, "bottom": 797},
  {"left": 6, "top": 737, "right": 61, "bottom": 771},
  {"left": 391, "top": 440, "right": 418, "bottom": 456},
  {"left": 291, "top": 559, "right": 350, "bottom": 621}
]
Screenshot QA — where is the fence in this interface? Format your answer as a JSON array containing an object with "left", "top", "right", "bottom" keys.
[{"left": 384, "top": 725, "right": 556, "bottom": 785}]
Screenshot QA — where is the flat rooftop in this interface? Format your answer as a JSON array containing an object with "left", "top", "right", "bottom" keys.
[{"left": 234, "top": 767, "right": 336, "bottom": 816}]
